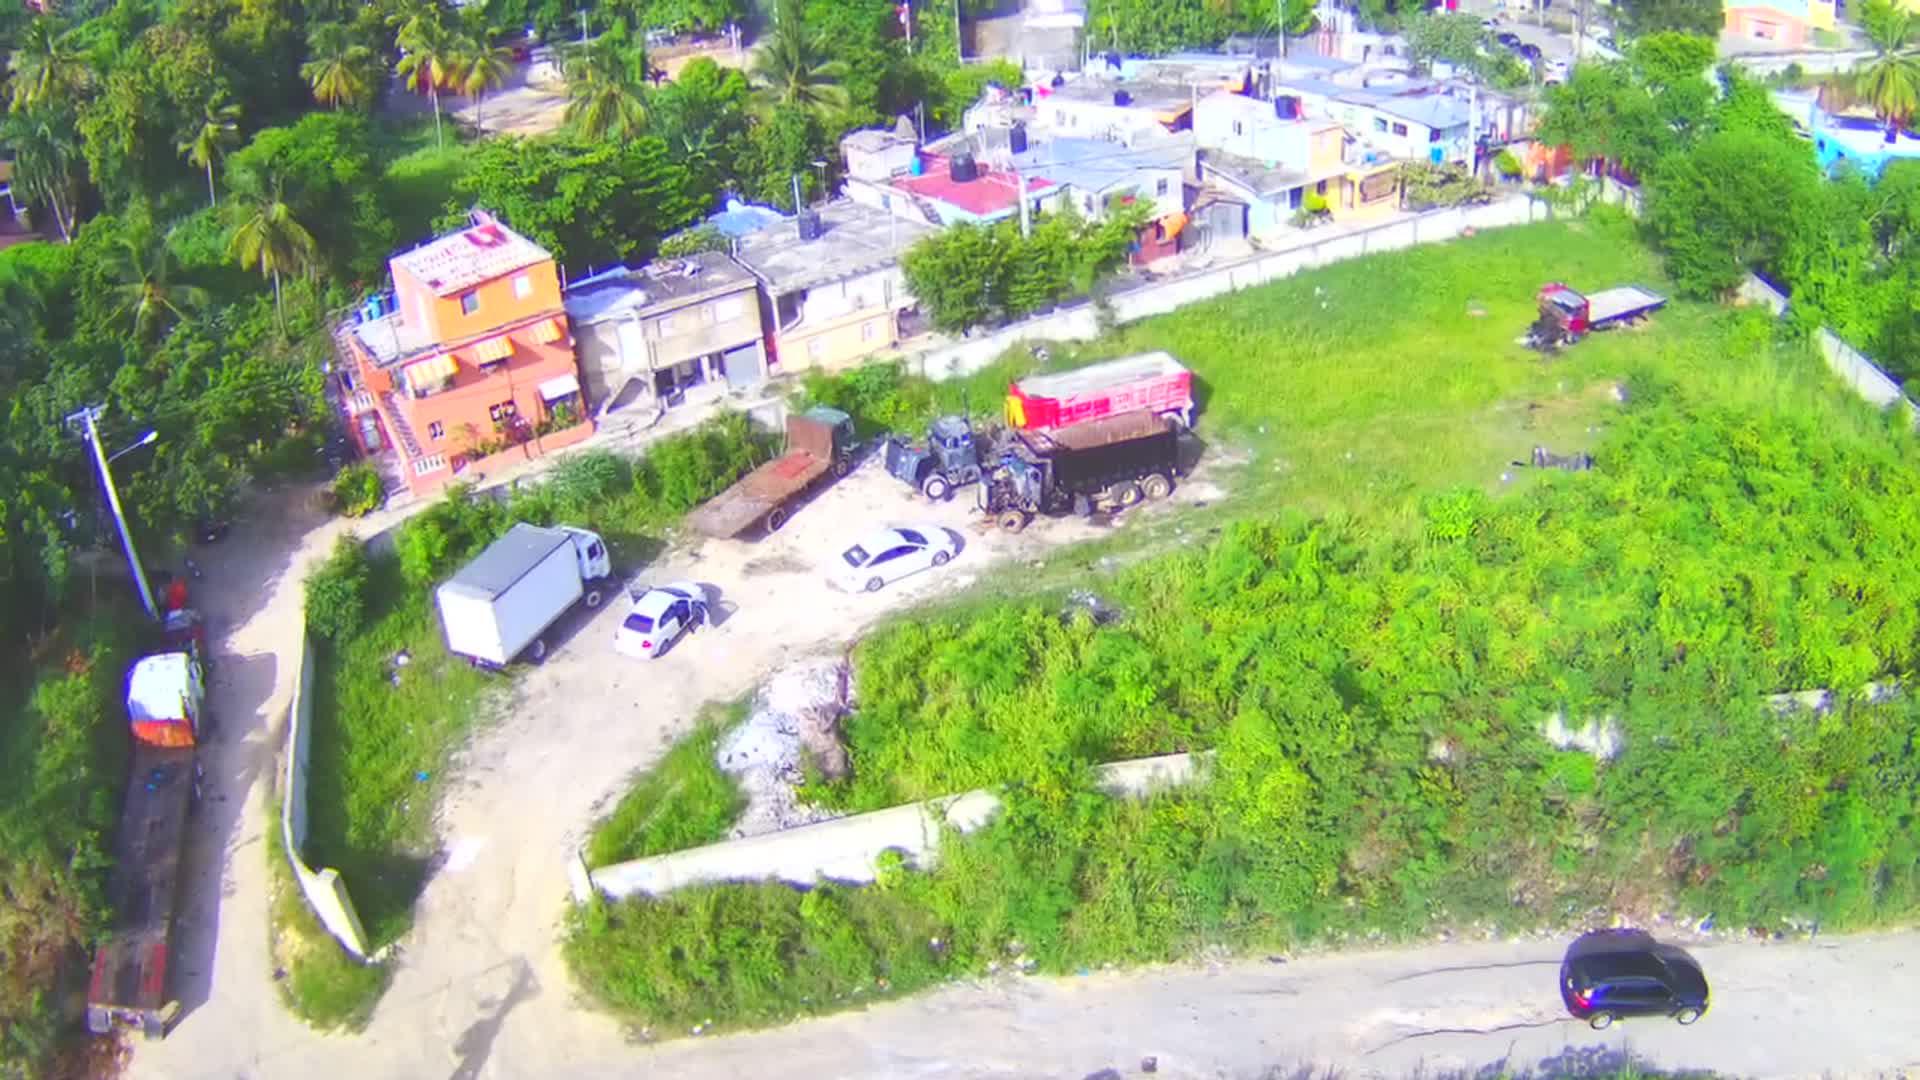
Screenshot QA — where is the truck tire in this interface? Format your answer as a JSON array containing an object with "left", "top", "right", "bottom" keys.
[
  {"left": 1142, "top": 472, "right": 1175, "bottom": 500},
  {"left": 529, "top": 638, "right": 547, "bottom": 664},
  {"left": 833, "top": 456, "right": 852, "bottom": 479},
  {"left": 923, "top": 474, "right": 951, "bottom": 501},
  {"left": 583, "top": 587, "right": 603, "bottom": 610},
  {"left": 766, "top": 507, "right": 788, "bottom": 533},
  {"left": 997, "top": 510, "right": 1029, "bottom": 532},
  {"left": 1109, "top": 481, "right": 1143, "bottom": 508}
]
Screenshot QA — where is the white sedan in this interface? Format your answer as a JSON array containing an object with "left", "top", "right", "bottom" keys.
[
  {"left": 615, "top": 582, "right": 709, "bottom": 659},
  {"left": 831, "top": 525, "right": 959, "bottom": 593}
]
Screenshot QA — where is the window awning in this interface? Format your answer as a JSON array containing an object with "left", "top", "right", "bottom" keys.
[
  {"left": 472, "top": 334, "right": 514, "bottom": 363},
  {"left": 1160, "top": 211, "right": 1189, "bottom": 240},
  {"left": 403, "top": 353, "right": 458, "bottom": 394},
  {"left": 538, "top": 373, "right": 580, "bottom": 401},
  {"left": 528, "top": 316, "right": 566, "bottom": 345}
]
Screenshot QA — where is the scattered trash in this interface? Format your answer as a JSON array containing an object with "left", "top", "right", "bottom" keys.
[
  {"left": 1265, "top": 955, "right": 1287, "bottom": 965},
  {"left": 393, "top": 650, "right": 412, "bottom": 667},
  {"left": 415, "top": 771, "right": 430, "bottom": 782},
  {"left": 1697, "top": 914, "right": 1716, "bottom": 933},
  {"left": 1063, "top": 590, "right": 1121, "bottom": 626},
  {"left": 1140, "top": 1057, "right": 1159, "bottom": 1074},
  {"left": 720, "top": 658, "right": 850, "bottom": 837},
  {"left": 1529, "top": 445, "right": 1595, "bottom": 471}
]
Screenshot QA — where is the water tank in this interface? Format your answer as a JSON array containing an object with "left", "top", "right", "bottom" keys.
[
  {"left": 1275, "top": 95, "right": 1300, "bottom": 120},
  {"left": 909, "top": 153, "right": 925, "bottom": 176},
  {"left": 1113, "top": 89, "right": 1133, "bottom": 107},
  {"left": 1009, "top": 123, "right": 1029, "bottom": 155},
  {"left": 950, "top": 153, "right": 980, "bottom": 182},
  {"left": 797, "top": 210, "right": 823, "bottom": 241}
]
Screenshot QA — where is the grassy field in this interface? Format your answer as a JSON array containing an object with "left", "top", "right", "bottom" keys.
[
  {"left": 568, "top": 216, "right": 1920, "bottom": 1034},
  {"left": 585, "top": 705, "right": 745, "bottom": 868}
]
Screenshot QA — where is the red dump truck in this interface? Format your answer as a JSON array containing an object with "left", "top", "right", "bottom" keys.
[
  {"left": 1005, "top": 351, "right": 1195, "bottom": 432},
  {"left": 87, "top": 648, "right": 208, "bottom": 1040},
  {"left": 1530, "top": 282, "right": 1667, "bottom": 347},
  {"left": 687, "top": 407, "right": 860, "bottom": 538}
]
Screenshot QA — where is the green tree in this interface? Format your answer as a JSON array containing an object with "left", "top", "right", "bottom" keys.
[
  {"left": 226, "top": 182, "right": 318, "bottom": 330},
  {"left": 1644, "top": 127, "right": 1820, "bottom": 295},
  {"left": 397, "top": 11, "right": 461, "bottom": 148},
  {"left": 751, "top": 0, "right": 848, "bottom": 117},
  {"left": 178, "top": 93, "right": 242, "bottom": 208},
  {"left": 107, "top": 228, "right": 210, "bottom": 341},
  {"left": 454, "top": 22, "right": 514, "bottom": 134},
  {"left": 303, "top": 20, "right": 378, "bottom": 110},
  {"left": 445, "top": 133, "right": 701, "bottom": 267},
  {"left": 561, "top": 27, "right": 651, "bottom": 139},
  {"left": 651, "top": 55, "right": 752, "bottom": 192},
  {"left": 1856, "top": 0, "right": 1920, "bottom": 144},
  {"left": 1, "top": 106, "right": 82, "bottom": 241},
  {"left": 76, "top": 25, "right": 226, "bottom": 208},
  {"left": 6, "top": 17, "right": 89, "bottom": 112},
  {"left": 1613, "top": 0, "right": 1724, "bottom": 38}
]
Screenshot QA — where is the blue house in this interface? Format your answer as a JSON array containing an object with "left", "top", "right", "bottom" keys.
[{"left": 1811, "top": 111, "right": 1920, "bottom": 178}]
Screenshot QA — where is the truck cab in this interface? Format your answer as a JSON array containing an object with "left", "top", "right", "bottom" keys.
[
  {"left": 556, "top": 524, "right": 612, "bottom": 581},
  {"left": 884, "top": 415, "right": 984, "bottom": 500}
]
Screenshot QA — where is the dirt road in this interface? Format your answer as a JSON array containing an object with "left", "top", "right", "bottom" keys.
[{"left": 125, "top": 459, "right": 1920, "bottom": 1080}]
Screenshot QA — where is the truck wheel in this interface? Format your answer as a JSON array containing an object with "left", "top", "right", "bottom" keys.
[
  {"left": 1072, "top": 494, "right": 1093, "bottom": 518},
  {"left": 1142, "top": 472, "right": 1175, "bottom": 500},
  {"left": 583, "top": 587, "right": 603, "bottom": 610},
  {"left": 529, "top": 639, "right": 547, "bottom": 664},
  {"left": 833, "top": 456, "right": 852, "bottom": 479},
  {"left": 766, "top": 508, "right": 788, "bottom": 533},
  {"left": 865, "top": 576, "right": 885, "bottom": 593},
  {"left": 997, "top": 510, "right": 1029, "bottom": 532},
  {"left": 1109, "top": 481, "right": 1143, "bottom": 508},
  {"left": 923, "top": 475, "right": 951, "bottom": 501}
]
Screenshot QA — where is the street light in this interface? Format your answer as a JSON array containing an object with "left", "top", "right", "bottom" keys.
[
  {"left": 109, "top": 429, "right": 159, "bottom": 465},
  {"left": 65, "top": 405, "right": 159, "bottom": 620}
]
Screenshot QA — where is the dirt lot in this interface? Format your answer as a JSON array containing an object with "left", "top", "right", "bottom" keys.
[{"left": 130, "top": 451, "right": 1220, "bottom": 1079}]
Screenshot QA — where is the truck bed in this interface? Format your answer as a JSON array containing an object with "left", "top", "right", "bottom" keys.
[
  {"left": 89, "top": 744, "right": 197, "bottom": 1035},
  {"left": 1587, "top": 285, "right": 1667, "bottom": 323},
  {"left": 687, "top": 451, "right": 829, "bottom": 538}
]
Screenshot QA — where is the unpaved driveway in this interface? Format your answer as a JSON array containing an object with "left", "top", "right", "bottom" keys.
[{"left": 126, "top": 458, "right": 1920, "bottom": 1080}]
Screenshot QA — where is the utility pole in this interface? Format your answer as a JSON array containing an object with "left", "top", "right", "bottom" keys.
[
  {"left": 66, "top": 405, "right": 158, "bottom": 620},
  {"left": 791, "top": 173, "right": 805, "bottom": 214},
  {"left": 578, "top": 9, "right": 588, "bottom": 44},
  {"left": 1278, "top": 0, "right": 1287, "bottom": 59},
  {"left": 1014, "top": 167, "right": 1032, "bottom": 238}
]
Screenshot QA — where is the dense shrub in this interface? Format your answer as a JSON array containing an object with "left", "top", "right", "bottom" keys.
[
  {"left": 633, "top": 411, "right": 775, "bottom": 514},
  {"left": 304, "top": 536, "right": 372, "bottom": 642}
]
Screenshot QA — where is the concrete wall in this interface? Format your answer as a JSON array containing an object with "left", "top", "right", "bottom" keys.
[
  {"left": 588, "top": 752, "right": 1209, "bottom": 900},
  {"left": 902, "top": 193, "right": 1549, "bottom": 383},
  {"left": 281, "top": 633, "right": 372, "bottom": 959},
  {"left": 1736, "top": 274, "right": 1918, "bottom": 416}
]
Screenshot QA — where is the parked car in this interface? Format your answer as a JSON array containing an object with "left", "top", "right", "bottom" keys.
[
  {"left": 616, "top": 582, "right": 710, "bottom": 659},
  {"left": 1496, "top": 31, "right": 1522, "bottom": 48},
  {"left": 831, "top": 526, "right": 958, "bottom": 592},
  {"left": 1560, "top": 930, "right": 1709, "bottom": 1030},
  {"left": 1542, "top": 57, "right": 1570, "bottom": 82}
]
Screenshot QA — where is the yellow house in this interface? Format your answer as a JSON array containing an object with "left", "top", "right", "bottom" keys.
[
  {"left": 1724, "top": 0, "right": 1836, "bottom": 47},
  {"left": 730, "top": 199, "right": 936, "bottom": 373}
]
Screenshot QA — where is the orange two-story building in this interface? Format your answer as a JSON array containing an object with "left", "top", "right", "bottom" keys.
[{"left": 337, "top": 211, "right": 593, "bottom": 496}]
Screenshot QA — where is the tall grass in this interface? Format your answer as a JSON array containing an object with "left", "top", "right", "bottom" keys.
[
  {"left": 585, "top": 705, "right": 745, "bottom": 868},
  {"left": 568, "top": 219, "right": 1920, "bottom": 1036}
]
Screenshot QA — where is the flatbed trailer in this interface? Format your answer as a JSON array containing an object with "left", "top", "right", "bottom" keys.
[
  {"left": 87, "top": 743, "right": 200, "bottom": 1039},
  {"left": 1533, "top": 282, "right": 1667, "bottom": 345},
  {"left": 687, "top": 407, "right": 857, "bottom": 538}
]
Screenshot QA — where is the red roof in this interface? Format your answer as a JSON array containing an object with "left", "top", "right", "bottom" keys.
[{"left": 892, "top": 154, "right": 1054, "bottom": 218}]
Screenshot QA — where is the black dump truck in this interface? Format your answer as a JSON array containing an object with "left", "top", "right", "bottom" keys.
[
  {"left": 976, "top": 410, "right": 1181, "bottom": 531},
  {"left": 882, "top": 415, "right": 984, "bottom": 500}
]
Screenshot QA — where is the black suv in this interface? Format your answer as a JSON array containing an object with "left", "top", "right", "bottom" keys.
[{"left": 1560, "top": 930, "right": 1710, "bottom": 1030}]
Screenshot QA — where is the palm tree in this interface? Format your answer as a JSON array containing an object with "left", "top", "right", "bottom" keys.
[
  {"left": 108, "top": 231, "right": 209, "bottom": 342},
  {"left": 6, "top": 18, "right": 88, "bottom": 113},
  {"left": 1858, "top": 0, "right": 1920, "bottom": 143},
  {"left": 749, "top": 0, "right": 848, "bottom": 117},
  {"left": 226, "top": 184, "right": 318, "bottom": 332},
  {"left": 397, "top": 14, "right": 460, "bottom": 148},
  {"left": 2, "top": 108, "right": 80, "bottom": 241},
  {"left": 454, "top": 28, "right": 513, "bottom": 135},
  {"left": 178, "top": 95, "right": 242, "bottom": 208},
  {"left": 562, "top": 32, "right": 650, "bottom": 140},
  {"left": 303, "top": 21, "right": 376, "bottom": 110}
]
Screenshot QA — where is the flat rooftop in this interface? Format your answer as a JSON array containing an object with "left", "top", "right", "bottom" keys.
[
  {"left": 564, "top": 251, "right": 756, "bottom": 325},
  {"left": 891, "top": 154, "right": 1056, "bottom": 218},
  {"left": 389, "top": 214, "right": 551, "bottom": 297},
  {"left": 729, "top": 199, "right": 935, "bottom": 294}
]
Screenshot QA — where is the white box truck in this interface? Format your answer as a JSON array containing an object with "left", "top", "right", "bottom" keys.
[{"left": 435, "top": 523, "right": 613, "bottom": 667}]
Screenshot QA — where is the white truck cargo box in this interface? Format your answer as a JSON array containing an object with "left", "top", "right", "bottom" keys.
[{"left": 437, "top": 524, "right": 598, "bottom": 666}]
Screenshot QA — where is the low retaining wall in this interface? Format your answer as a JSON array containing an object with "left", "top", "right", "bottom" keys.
[
  {"left": 281, "top": 633, "right": 371, "bottom": 958},
  {"left": 901, "top": 195, "right": 1555, "bottom": 384},
  {"left": 1736, "top": 274, "right": 1917, "bottom": 418},
  {"left": 587, "top": 751, "right": 1209, "bottom": 901}
]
